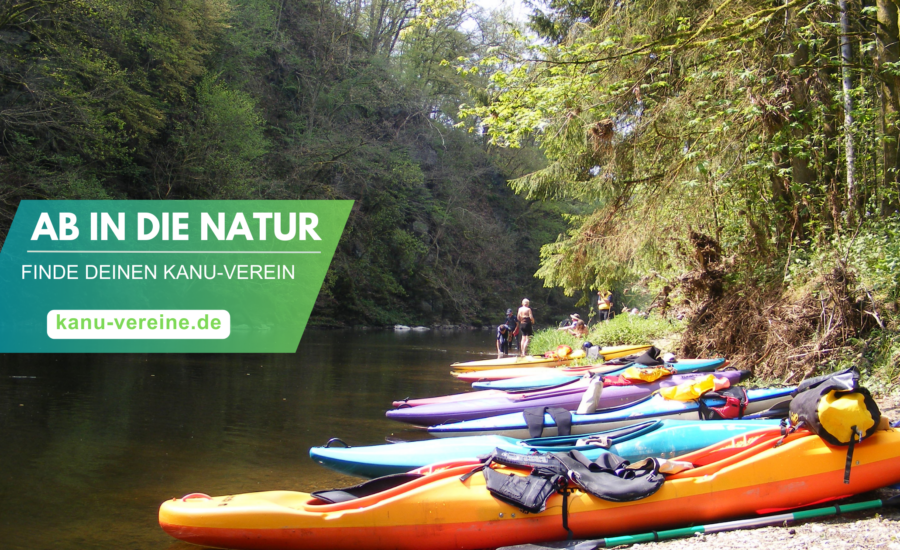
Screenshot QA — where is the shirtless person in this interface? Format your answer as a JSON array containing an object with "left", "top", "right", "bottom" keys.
[{"left": 517, "top": 298, "right": 535, "bottom": 356}]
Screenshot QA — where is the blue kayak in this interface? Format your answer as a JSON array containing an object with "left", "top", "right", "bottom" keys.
[
  {"left": 472, "top": 358, "right": 728, "bottom": 391},
  {"left": 427, "top": 387, "right": 795, "bottom": 438},
  {"left": 310, "top": 418, "right": 782, "bottom": 478}
]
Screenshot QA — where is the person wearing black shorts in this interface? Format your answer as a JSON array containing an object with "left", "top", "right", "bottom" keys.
[{"left": 517, "top": 298, "right": 535, "bottom": 356}]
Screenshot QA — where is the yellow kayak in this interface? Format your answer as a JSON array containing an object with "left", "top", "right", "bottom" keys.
[
  {"left": 450, "top": 344, "right": 650, "bottom": 372},
  {"left": 159, "top": 427, "right": 900, "bottom": 550}
]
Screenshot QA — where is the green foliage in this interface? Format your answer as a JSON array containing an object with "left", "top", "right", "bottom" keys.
[
  {"left": 459, "top": 0, "right": 900, "bottom": 304},
  {"left": 783, "top": 215, "right": 900, "bottom": 309},
  {"left": 165, "top": 74, "right": 269, "bottom": 198},
  {"left": 855, "top": 330, "right": 900, "bottom": 397},
  {"left": 528, "top": 327, "right": 583, "bottom": 356},
  {"left": 0, "top": 0, "right": 574, "bottom": 325},
  {"left": 0, "top": 0, "right": 228, "bottom": 213},
  {"left": 774, "top": 216, "right": 900, "bottom": 395},
  {"left": 449, "top": 0, "right": 900, "bottom": 394},
  {"left": 586, "top": 314, "right": 685, "bottom": 348},
  {"left": 841, "top": 216, "right": 900, "bottom": 304}
]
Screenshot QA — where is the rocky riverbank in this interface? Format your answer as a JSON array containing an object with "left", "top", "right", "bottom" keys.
[{"left": 627, "top": 486, "right": 900, "bottom": 550}]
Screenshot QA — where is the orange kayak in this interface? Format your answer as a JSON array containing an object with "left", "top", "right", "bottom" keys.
[{"left": 159, "top": 426, "right": 900, "bottom": 550}]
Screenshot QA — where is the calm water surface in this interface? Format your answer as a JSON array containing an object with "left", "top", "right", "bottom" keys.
[{"left": 0, "top": 329, "right": 498, "bottom": 549}]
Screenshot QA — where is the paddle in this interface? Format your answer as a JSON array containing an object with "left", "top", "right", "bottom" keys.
[{"left": 497, "top": 495, "right": 900, "bottom": 550}]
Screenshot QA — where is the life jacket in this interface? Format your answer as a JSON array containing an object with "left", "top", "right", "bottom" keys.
[
  {"left": 467, "top": 447, "right": 665, "bottom": 531},
  {"left": 619, "top": 365, "right": 676, "bottom": 383},
  {"left": 658, "top": 374, "right": 730, "bottom": 401},
  {"left": 787, "top": 367, "right": 881, "bottom": 483},
  {"left": 481, "top": 467, "right": 564, "bottom": 514},
  {"left": 697, "top": 386, "right": 749, "bottom": 420},
  {"left": 601, "top": 375, "right": 635, "bottom": 387},
  {"left": 462, "top": 450, "right": 566, "bottom": 514},
  {"left": 544, "top": 345, "right": 573, "bottom": 360},
  {"left": 551, "top": 450, "right": 665, "bottom": 503}
]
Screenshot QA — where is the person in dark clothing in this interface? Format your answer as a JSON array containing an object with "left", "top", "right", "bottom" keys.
[
  {"left": 504, "top": 309, "right": 518, "bottom": 350},
  {"left": 496, "top": 324, "right": 511, "bottom": 355}
]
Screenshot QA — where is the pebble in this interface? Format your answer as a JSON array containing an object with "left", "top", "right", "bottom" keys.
[{"left": 621, "top": 488, "right": 899, "bottom": 550}]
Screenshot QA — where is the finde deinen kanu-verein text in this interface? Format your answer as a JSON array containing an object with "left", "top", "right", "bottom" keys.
[{"left": 21, "top": 264, "right": 296, "bottom": 280}]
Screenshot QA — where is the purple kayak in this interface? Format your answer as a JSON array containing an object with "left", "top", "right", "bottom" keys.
[{"left": 385, "top": 370, "right": 748, "bottom": 426}]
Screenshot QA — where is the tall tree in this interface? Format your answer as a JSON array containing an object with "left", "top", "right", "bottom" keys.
[
  {"left": 461, "top": 0, "right": 900, "bottom": 297},
  {"left": 840, "top": 0, "right": 857, "bottom": 213}
]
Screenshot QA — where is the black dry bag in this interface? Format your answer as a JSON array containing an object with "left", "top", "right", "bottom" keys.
[
  {"left": 789, "top": 367, "right": 880, "bottom": 446},
  {"left": 788, "top": 367, "right": 881, "bottom": 484}
]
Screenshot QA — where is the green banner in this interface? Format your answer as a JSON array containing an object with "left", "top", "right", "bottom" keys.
[{"left": 0, "top": 200, "right": 352, "bottom": 352}]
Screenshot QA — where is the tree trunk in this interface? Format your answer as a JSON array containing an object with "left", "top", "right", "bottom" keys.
[
  {"left": 770, "top": 144, "right": 794, "bottom": 244},
  {"left": 878, "top": 0, "right": 900, "bottom": 213},
  {"left": 840, "top": 0, "right": 857, "bottom": 218},
  {"left": 814, "top": 36, "right": 842, "bottom": 233},
  {"left": 789, "top": 37, "right": 813, "bottom": 239}
]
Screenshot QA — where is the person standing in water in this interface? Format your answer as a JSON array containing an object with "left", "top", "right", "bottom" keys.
[
  {"left": 496, "top": 324, "right": 511, "bottom": 355},
  {"left": 517, "top": 298, "right": 535, "bottom": 356},
  {"left": 504, "top": 308, "right": 518, "bottom": 351}
]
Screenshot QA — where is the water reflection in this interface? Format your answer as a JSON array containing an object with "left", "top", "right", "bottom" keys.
[{"left": 0, "top": 329, "right": 495, "bottom": 549}]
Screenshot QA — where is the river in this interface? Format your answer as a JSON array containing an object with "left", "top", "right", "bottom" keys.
[{"left": 0, "top": 329, "right": 497, "bottom": 549}]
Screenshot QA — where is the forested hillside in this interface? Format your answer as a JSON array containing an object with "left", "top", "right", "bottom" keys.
[
  {"left": 466, "top": 0, "right": 900, "bottom": 385},
  {"left": 5, "top": 0, "right": 900, "bottom": 384},
  {"left": 0, "top": 0, "right": 571, "bottom": 326}
]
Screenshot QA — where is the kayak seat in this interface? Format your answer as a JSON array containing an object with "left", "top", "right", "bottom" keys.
[
  {"left": 310, "top": 473, "right": 424, "bottom": 504},
  {"left": 521, "top": 420, "right": 660, "bottom": 448}
]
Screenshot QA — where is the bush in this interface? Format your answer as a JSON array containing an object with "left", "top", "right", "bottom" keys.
[
  {"left": 528, "top": 328, "right": 583, "bottom": 356},
  {"left": 529, "top": 314, "right": 685, "bottom": 355},
  {"left": 586, "top": 314, "right": 686, "bottom": 348}
]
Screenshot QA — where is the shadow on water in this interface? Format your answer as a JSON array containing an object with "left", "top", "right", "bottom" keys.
[{"left": 0, "top": 329, "right": 496, "bottom": 549}]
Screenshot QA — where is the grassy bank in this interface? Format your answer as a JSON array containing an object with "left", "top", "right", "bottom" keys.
[
  {"left": 526, "top": 310, "right": 898, "bottom": 399},
  {"left": 528, "top": 314, "right": 685, "bottom": 356}
]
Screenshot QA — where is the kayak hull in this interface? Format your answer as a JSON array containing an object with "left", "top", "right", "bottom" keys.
[
  {"left": 471, "top": 358, "right": 727, "bottom": 391},
  {"left": 450, "top": 345, "right": 649, "bottom": 372},
  {"left": 454, "top": 366, "right": 570, "bottom": 381},
  {"left": 452, "top": 351, "right": 700, "bottom": 382},
  {"left": 310, "top": 419, "right": 782, "bottom": 478},
  {"left": 160, "top": 429, "right": 900, "bottom": 550},
  {"left": 426, "top": 387, "right": 794, "bottom": 438},
  {"left": 386, "top": 370, "right": 747, "bottom": 426}
]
